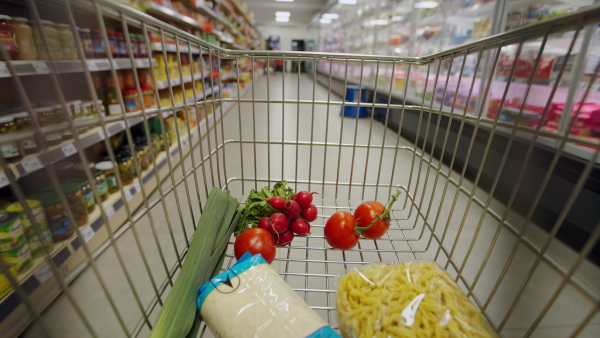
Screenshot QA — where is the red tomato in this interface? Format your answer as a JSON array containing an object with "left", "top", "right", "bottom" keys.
[
  {"left": 324, "top": 211, "right": 359, "bottom": 250},
  {"left": 354, "top": 201, "right": 389, "bottom": 239},
  {"left": 234, "top": 228, "right": 276, "bottom": 263}
]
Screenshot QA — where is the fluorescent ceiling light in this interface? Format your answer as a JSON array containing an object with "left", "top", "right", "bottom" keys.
[
  {"left": 338, "top": 0, "right": 357, "bottom": 4},
  {"left": 369, "top": 19, "right": 388, "bottom": 26},
  {"left": 391, "top": 16, "right": 403, "bottom": 21},
  {"left": 414, "top": 1, "right": 439, "bottom": 8},
  {"left": 320, "top": 18, "right": 332, "bottom": 24},
  {"left": 276, "top": 0, "right": 293, "bottom": 2},
  {"left": 275, "top": 11, "right": 291, "bottom": 17},
  {"left": 276, "top": 16, "right": 290, "bottom": 22},
  {"left": 322, "top": 13, "right": 339, "bottom": 19}
]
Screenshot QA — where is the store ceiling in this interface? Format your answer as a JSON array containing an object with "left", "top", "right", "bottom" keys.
[{"left": 244, "top": 0, "right": 329, "bottom": 26}]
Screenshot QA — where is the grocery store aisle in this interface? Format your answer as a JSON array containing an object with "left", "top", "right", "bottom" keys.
[{"left": 24, "top": 73, "right": 600, "bottom": 338}]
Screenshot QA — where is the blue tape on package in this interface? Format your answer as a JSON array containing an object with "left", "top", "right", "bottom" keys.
[{"left": 306, "top": 326, "right": 340, "bottom": 338}]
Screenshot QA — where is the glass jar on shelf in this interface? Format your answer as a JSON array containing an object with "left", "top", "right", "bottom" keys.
[
  {"left": 107, "top": 30, "right": 119, "bottom": 57},
  {"left": 35, "top": 106, "right": 62, "bottom": 147},
  {"left": 135, "top": 142, "right": 150, "bottom": 172},
  {"left": 95, "top": 161, "right": 118, "bottom": 194},
  {"left": 52, "top": 104, "right": 73, "bottom": 141},
  {"left": 56, "top": 23, "right": 77, "bottom": 60},
  {"left": 78, "top": 28, "right": 94, "bottom": 59},
  {"left": 62, "top": 181, "right": 89, "bottom": 226},
  {"left": 80, "top": 179, "right": 95, "bottom": 214},
  {"left": 0, "top": 115, "right": 21, "bottom": 163},
  {"left": 152, "top": 133, "right": 165, "bottom": 153},
  {"left": 116, "top": 32, "right": 127, "bottom": 57},
  {"left": 0, "top": 15, "right": 18, "bottom": 60},
  {"left": 137, "top": 34, "right": 148, "bottom": 58},
  {"left": 37, "top": 192, "right": 74, "bottom": 242},
  {"left": 142, "top": 87, "right": 156, "bottom": 108},
  {"left": 33, "top": 20, "right": 62, "bottom": 61},
  {"left": 117, "top": 153, "right": 134, "bottom": 186},
  {"left": 122, "top": 89, "right": 141, "bottom": 112},
  {"left": 12, "top": 112, "right": 39, "bottom": 155},
  {"left": 12, "top": 17, "right": 36, "bottom": 60},
  {"left": 91, "top": 28, "right": 106, "bottom": 58},
  {"left": 93, "top": 169, "right": 108, "bottom": 202},
  {"left": 128, "top": 33, "right": 139, "bottom": 57}
]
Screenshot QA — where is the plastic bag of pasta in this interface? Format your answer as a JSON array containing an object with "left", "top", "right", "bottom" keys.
[
  {"left": 198, "top": 252, "right": 340, "bottom": 338},
  {"left": 336, "top": 261, "right": 497, "bottom": 338}
]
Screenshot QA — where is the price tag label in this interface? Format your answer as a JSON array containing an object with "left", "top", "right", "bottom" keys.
[
  {"left": 61, "top": 143, "right": 77, "bottom": 157},
  {"left": 0, "top": 63, "right": 10, "bottom": 77},
  {"left": 21, "top": 157, "right": 44, "bottom": 173},
  {"left": 87, "top": 61, "right": 98, "bottom": 71},
  {"left": 133, "top": 180, "right": 141, "bottom": 192},
  {"left": 105, "top": 205, "right": 116, "bottom": 219},
  {"left": 34, "top": 263, "right": 53, "bottom": 284},
  {"left": 181, "top": 138, "right": 190, "bottom": 148},
  {"left": 125, "top": 189, "right": 134, "bottom": 202},
  {"left": 81, "top": 226, "right": 95, "bottom": 243},
  {"left": 32, "top": 62, "right": 49, "bottom": 73},
  {"left": 0, "top": 171, "right": 9, "bottom": 188}
]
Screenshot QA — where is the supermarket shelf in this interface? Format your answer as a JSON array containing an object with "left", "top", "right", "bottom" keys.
[
  {"left": 0, "top": 110, "right": 213, "bottom": 337},
  {"left": 221, "top": 0, "right": 260, "bottom": 38},
  {"left": 220, "top": 73, "right": 237, "bottom": 81},
  {"left": 156, "top": 73, "right": 207, "bottom": 90},
  {"left": 2, "top": 88, "right": 218, "bottom": 181},
  {"left": 0, "top": 79, "right": 253, "bottom": 337},
  {"left": 0, "top": 58, "right": 156, "bottom": 78},
  {"left": 145, "top": 1, "right": 200, "bottom": 29},
  {"left": 150, "top": 42, "right": 206, "bottom": 54},
  {"left": 197, "top": 4, "right": 237, "bottom": 32}
]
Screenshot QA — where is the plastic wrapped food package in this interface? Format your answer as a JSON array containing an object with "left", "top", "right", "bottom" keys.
[
  {"left": 336, "top": 261, "right": 496, "bottom": 338},
  {"left": 197, "top": 252, "right": 340, "bottom": 338}
]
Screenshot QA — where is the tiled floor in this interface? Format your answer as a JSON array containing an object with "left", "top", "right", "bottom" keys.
[{"left": 23, "top": 73, "right": 599, "bottom": 337}]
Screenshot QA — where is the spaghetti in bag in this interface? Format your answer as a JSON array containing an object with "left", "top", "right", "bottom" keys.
[{"left": 336, "top": 261, "right": 496, "bottom": 338}]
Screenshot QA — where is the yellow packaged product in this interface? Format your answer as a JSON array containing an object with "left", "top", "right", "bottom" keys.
[
  {"left": 6, "top": 200, "right": 54, "bottom": 259},
  {"left": 0, "top": 243, "right": 33, "bottom": 276},
  {"left": 0, "top": 211, "right": 26, "bottom": 252},
  {"left": 336, "top": 261, "right": 496, "bottom": 338},
  {"left": 0, "top": 266, "right": 17, "bottom": 299}
]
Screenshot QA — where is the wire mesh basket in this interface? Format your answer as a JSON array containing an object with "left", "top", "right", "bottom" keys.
[{"left": 0, "top": 1, "right": 599, "bottom": 337}]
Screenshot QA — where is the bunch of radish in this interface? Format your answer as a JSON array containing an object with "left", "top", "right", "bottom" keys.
[{"left": 259, "top": 191, "right": 318, "bottom": 246}]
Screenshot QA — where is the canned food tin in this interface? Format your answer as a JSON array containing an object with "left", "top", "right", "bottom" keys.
[
  {"left": 0, "top": 211, "right": 26, "bottom": 252},
  {"left": 6, "top": 200, "right": 54, "bottom": 258},
  {"left": 0, "top": 243, "right": 33, "bottom": 275}
]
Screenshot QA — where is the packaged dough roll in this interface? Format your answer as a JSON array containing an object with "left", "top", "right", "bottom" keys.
[
  {"left": 336, "top": 261, "right": 497, "bottom": 338},
  {"left": 198, "top": 252, "right": 340, "bottom": 338}
]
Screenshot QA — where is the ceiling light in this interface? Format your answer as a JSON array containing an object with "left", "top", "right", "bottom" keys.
[
  {"left": 338, "top": 0, "right": 357, "bottom": 4},
  {"left": 414, "top": 1, "right": 439, "bottom": 8},
  {"left": 369, "top": 19, "right": 388, "bottom": 26},
  {"left": 276, "top": 0, "right": 293, "bottom": 2},
  {"left": 391, "top": 16, "right": 403, "bottom": 21},
  {"left": 276, "top": 16, "right": 290, "bottom": 22},
  {"left": 320, "top": 18, "right": 332, "bottom": 24},
  {"left": 322, "top": 13, "right": 339, "bottom": 20},
  {"left": 276, "top": 11, "right": 291, "bottom": 17}
]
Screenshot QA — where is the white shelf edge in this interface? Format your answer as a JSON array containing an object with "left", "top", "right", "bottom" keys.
[{"left": 0, "top": 58, "right": 155, "bottom": 79}]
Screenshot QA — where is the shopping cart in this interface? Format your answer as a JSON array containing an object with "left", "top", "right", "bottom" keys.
[{"left": 0, "top": 1, "right": 599, "bottom": 337}]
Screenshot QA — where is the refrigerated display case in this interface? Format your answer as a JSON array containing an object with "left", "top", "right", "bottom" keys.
[{"left": 316, "top": 0, "right": 600, "bottom": 269}]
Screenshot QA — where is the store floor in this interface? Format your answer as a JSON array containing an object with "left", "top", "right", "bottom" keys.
[{"left": 24, "top": 73, "right": 599, "bottom": 338}]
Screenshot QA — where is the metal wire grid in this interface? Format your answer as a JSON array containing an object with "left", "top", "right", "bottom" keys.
[{"left": 0, "top": 1, "right": 597, "bottom": 337}]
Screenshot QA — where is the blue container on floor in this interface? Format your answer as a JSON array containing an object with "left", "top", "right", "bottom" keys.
[{"left": 342, "top": 85, "right": 368, "bottom": 118}]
